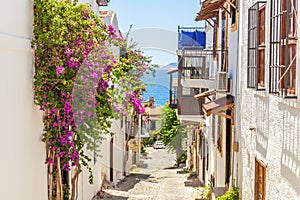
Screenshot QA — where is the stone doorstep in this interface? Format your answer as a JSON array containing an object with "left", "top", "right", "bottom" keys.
[
  {"left": 212, "top": 187, "right": 227, "bottom": 199},
  {"left": 187, "top": 171, "right": 198, "bottom": 180}
]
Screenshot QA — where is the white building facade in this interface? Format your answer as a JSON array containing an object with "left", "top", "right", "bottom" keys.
[
  {"left": 237, "top": 0, "right": 300, "bottom": 199},
  {"left": 0, "top": 1, "right": 119, "bottom": 200},
  {"left": 194, "top": 1, "right": 240, "bottom": 197},
  {"left": 0, "top": 1, "right": 47, "bottom": 199}
]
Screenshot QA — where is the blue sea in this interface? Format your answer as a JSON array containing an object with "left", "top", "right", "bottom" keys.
[{"left": 142, "top": 69, "right": 175, "bottom": 106}]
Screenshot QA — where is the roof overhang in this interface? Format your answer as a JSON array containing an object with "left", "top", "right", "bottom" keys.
[
  {"left": 167, "top": 68, "right": 178, "bottom": 74},
  {"left": 195, "top": 0, "right": 227, "bottom": 22},
  {"left": 194, "top": 90, "right": 216, "bottom": 101},
  {"left": 202, "top": 95, "right": 234, "bottom": 119}
]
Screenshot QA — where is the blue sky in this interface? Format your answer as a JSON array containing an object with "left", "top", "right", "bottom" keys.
[
  {"left": 106, "top": 0, "right": 202, "bottom": 32},
  {"left": 106, "top": 0, "right": 204, "bottom": 66}
]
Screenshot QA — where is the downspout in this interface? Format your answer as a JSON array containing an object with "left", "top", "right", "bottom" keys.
[{"left": 231, "top": 0, "right": 241, "bottom": 188}]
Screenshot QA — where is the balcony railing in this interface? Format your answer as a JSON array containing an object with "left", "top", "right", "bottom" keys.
[{"left": 178, "top": 49, "right": 227, "bottom": 90}]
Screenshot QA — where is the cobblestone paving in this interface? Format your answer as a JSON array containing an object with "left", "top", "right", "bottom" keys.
[{"left": 101, "top": 148, "right": 203, "bottom": 200}]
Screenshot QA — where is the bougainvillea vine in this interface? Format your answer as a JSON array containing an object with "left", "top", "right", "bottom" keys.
[{"left": 32, "top": 0, "right": 156, "bottom": 199}]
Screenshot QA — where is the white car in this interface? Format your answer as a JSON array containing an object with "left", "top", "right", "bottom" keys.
[{"left": 153, "top": 140, "right": 165, "bottom": 149}]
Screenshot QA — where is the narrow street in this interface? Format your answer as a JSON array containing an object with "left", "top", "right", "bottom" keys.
[{"left": 101, "top": 147, "right": 202, "bottom": 200}]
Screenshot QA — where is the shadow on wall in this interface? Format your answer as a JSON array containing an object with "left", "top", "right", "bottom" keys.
[
  {"left": 255, "top": 95, "right": 269, "bottom": 158},
  {"left": 279, "top": 103, "right": 300, "bottom": 195}
]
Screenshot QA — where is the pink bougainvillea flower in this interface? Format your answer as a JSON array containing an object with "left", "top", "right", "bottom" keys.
[
  {"left": 56, "top": 66, "right": 64, "bottom": 76},
  {"left": 47, "top": 158, "right": 54, "bottom": 165},
  {"left": 53, "top": 121, "right": 58, "bottom": 127},
  {"left": 43, "top": 94, "right": 47, "bottom": 99}
]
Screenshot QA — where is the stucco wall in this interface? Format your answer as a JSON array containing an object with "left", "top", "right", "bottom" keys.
[
  {"left": 99, "top": 134, "right": 111, "bottom": 181},
  {"left": 0, "top": 1, "right": 104, "bottom": 199},
  {"left": 238, "top": 0, "right": 300, "bottom": 199},
  {"left": 0, "top": 1, "right": 47, "bottom": 199},
  {"left": 77, "top": 152, "right": 102, "bottom": 200},
  {"left": 111, "top": 120, "right": 126, "bottom": 181}
]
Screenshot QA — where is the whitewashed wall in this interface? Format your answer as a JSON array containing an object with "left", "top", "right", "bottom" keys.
[
  {"left": 77, "top": 154, "right": 102, "bottom": 200},
  {"left": 111, "top": 120, "right": 126, "bottom": 180},
  {"left": 0, "top": 1, "right": 105, "bottom": 200},
  {"left": 0, "top": 1, "right": 47, "bottom": 199},
  {"left": 99, "top": 10, "right": 126, "bottom": 183},
  {"left": 238, "top": 0, "right": 300, "bottom": 199}
]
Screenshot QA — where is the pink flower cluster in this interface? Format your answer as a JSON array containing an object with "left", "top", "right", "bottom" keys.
[{"left": 129, "top": 91, "right": 145, "bottom": 114}]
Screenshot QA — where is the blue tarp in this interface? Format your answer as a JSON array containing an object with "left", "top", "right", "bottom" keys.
[{"left": 178, "top": 30, "right": 206, "bottom": 50}]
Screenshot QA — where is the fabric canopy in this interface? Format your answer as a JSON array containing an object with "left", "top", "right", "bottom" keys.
[{"left": 178, "top": 30, "right": 206, "bottom": 50}]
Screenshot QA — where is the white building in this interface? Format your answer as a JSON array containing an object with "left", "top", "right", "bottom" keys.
[
  {"left": 237, "top": 0, "right": 300, "bottom": 199},
  {"left": 99, "top": 10, "right": 130, "bottom": 185},
  {"left": 193, "top": 0, "right": 239, "bottom": 197},
  {"left": 0, "top": 1, "right": 47, "bottom": 199},
  {"left": 0, "top": 1, "right": 116, "bottom": 200}
]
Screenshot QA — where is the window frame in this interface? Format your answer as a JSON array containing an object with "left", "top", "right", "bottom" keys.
[
  {"left": 247, "top": 1, "right": 267, "bottom": 90},
  {"left": 269, "top": 0, "right": 297, "bottom": 98}
]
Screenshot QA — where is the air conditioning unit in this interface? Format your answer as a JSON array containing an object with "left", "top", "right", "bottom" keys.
[{"left": 216, "top": 71, "right": 228, "bottom": 92}]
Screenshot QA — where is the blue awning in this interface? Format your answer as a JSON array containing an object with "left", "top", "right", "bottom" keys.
[{"left": 178, "top": 30, "right": 206, "bottom": 50}]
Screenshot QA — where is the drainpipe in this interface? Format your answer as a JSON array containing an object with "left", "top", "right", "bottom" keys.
[{"left": 232, "top": 0, "right": 241, "bottom": 188}]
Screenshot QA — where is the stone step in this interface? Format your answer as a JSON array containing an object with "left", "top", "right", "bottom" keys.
[{"left": 212, "top": 187, "right": 227, "bottom": 198}]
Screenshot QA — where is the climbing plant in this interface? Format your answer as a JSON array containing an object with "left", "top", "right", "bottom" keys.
[{"left": 32, "top": 0, "right": 155, "bottom": 199}]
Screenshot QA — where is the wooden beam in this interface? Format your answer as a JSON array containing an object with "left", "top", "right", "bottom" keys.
[
  {"left": 216, "top": 112, "right": 233, "bottom": 120},
  {"left": 205, "top": 19, "right": 214, "bottom": 28},
  {"left": 220, "top": 4, "right": 231, "bottom": 16},
  {"left": 226, "top": 0, "right": 236, "bottom": 9}
]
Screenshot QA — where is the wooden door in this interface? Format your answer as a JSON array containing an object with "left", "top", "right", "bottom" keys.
[{"left": 254, "top": 158, "right": 266, "bottom": 200}]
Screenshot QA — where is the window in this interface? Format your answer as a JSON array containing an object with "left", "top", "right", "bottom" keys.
[
  {"left": 182, "top": 54, "right": 207, "bottom": 79},
  {"left": 270, "top": 0, "right": 297, "bottom": 97},
  {"left": 258, "top": 6, "right": 266, "bottom": 88},
  {"left": 213, "top": 18, "right": 219, "bottom": 58},
  {"left": 182, "top": 87, "right": 191, "bottom": 95},
  {"left": 150, "top": 121, "right": 156, "bottom": 130},
  {"left": 221, "top": 10, "right": 228, "bottom": 72},
  {"left": 247, "top": 2, "right": 266, "bottom": 89},
  {"left": 254, "top": 158, "right": 266, "bottom": 200}
]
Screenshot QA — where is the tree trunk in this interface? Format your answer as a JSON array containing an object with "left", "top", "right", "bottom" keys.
[
  {"left": 56, "top": 157, "right": 63, "bottom": 200},
  {"left": 70, "top": 166, "right": 81, "bottom": 200},
  {"left": 48, "top": 149, "right": 54, "bottom": 200}
]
